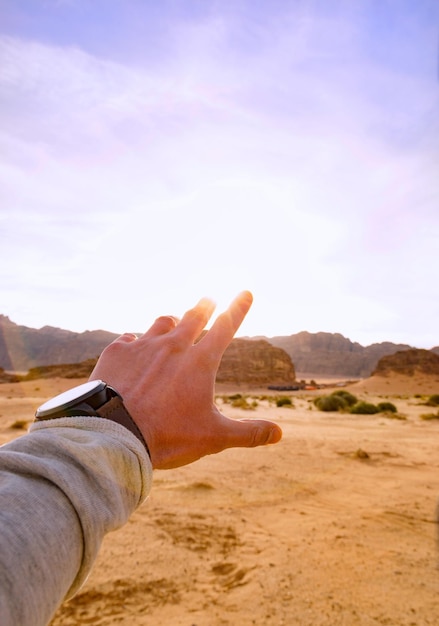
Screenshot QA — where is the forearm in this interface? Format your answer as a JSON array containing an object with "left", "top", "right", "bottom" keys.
[{"left": 0, "top": 418, "right": 152, "bottom": 626}]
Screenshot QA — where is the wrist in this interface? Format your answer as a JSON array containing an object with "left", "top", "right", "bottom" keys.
[{"left": 35, "top": 380, "right": 150, "bottom": 458}]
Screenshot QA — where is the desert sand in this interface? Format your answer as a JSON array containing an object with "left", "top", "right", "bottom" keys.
[{"left": 1, "top": 376, "right": 439, "bottom": 625}]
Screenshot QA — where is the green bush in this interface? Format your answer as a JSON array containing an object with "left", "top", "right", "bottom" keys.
[
  {"left": 275, "top": 396, "right": 293, "bottom": 407},
  {"left": 350, "top": 401, "right": 379, "bottom": 415},
  {"left": 217, "top": 395, "right": 229, "bottom": 404},
  {"left": 10, "top": 420, "right": 29, "bottom": 430},
  {"left": 231, "top": 396, "right": 255, "bottom": 410},
  {"left": 425, "top": 394, "right": 439, "bottom": 407},
  {"left": 314, "top": 394, "right": 348, "bottom": 412},
  {"left": 229, "top": 393, "right": 243, "bottom": 401},
  {"left": 330, "top": 390, "right": 358, "bottom": 407},
  {"left": 377, "top": 402, "right": 397, "bottom": 413}
]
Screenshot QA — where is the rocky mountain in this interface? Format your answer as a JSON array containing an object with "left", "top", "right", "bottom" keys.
[
  {"left": 0, "top": 315, "right": 117, "bottom": 371},
  {"left": 372, "top": 349, "right": 439, "bottom": 377},
  {"left": 267, "top": 331, "right": 414, "bottom": 378},
  {"left": 1, "top": 315, "right": 436, "bottom": 381},
  {"left": 217, "top": 339, "right": 296, "bottom": 385}
]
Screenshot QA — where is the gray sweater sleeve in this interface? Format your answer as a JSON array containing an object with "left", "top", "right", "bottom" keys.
[{"left": 0, "top": 417, "right": 153, "bottom": 626}]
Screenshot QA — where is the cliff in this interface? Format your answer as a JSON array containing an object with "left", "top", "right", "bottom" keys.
[
  {"left": 0, "top": 315, "right": 117, "bottom": 371},
  {"left": 216, "top": 339, "right": 296, "bottom": 385},
  {"left": 1, "top": 314, "right": 436, "bottom": 381},
  {"left": 268, "top": 331, "right": 413, "bottom": 377},
  {"left": 372, "top": 349, "right": 439, "bottom": 377}
]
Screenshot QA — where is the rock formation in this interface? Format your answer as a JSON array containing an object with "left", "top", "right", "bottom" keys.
[
  {"left": 0, "top": 315, "right": 117, "bottom": 371},
  {"left": 372, "top": 349, "right": 439, "bottom": 377},
  {"left": 268, "top": 331, "right": 413, "bottom": 377},
  {"left": 1, "top": 314, "right": 436, "bottom": 381},
  {"left": 216, "top": 339, "right": 296, "bottom": 385}
]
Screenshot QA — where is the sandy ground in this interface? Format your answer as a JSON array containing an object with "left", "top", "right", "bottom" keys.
[{"left": 1, "top": 375, "right": 439, "bottom": 625}]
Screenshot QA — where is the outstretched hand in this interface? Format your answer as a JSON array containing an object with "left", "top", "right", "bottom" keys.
[{"left": 90, "top": 291, "right": 282, "bottom": 469}]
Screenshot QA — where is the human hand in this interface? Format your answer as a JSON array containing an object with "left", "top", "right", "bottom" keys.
[{"left": 89, "top": 291, "right": 282, "bottom": 469}]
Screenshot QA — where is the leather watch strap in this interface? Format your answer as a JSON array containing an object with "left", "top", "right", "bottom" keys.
[{"left": 96, "top": 396, "right": 150, "bottom": 459}]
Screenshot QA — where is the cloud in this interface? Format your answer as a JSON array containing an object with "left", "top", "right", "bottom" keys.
[{"left": 0, "top": 3, "right": 438, "bottom": 345}]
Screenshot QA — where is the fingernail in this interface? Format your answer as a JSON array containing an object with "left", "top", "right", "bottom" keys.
[
  {"left": 237, "top": 291, "right": 253, "bottom": 307},
  {"left": 240, "top": 290, "right": 253, "bottom": 302},
  {"left": 268, "top": 427, "right": 282, "bottom": 444},
  {"left": 197, "top": 297, "right": 216, "bottom": 313}
]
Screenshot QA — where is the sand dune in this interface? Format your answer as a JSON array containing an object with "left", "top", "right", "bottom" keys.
[
  {"left": 348, "top": 373, "right": 439, "bottom": 395},
  {"left": 1, "top": 377, "right": 439, "bottom": 625}
]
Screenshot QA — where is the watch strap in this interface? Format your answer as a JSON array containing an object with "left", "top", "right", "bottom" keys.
[{"left": 96, "top": 396, "right": 150, "bottom": 458}]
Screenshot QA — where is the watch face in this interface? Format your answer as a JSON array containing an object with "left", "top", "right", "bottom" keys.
[{"left": 35, "top": 380, "right": 106, "bottom": 418}]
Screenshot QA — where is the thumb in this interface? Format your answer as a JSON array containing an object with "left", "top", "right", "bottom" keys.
[{"left": 225, "top": 419, "right": 282, "bottom": 449}]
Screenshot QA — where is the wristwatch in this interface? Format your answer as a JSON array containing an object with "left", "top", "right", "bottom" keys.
[{"left": 35, "top": 379, "right": 150, "bottom": 457}]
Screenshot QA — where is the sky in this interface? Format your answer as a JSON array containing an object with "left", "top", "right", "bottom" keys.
[{"left": 0, "top": 0, "right": 438, "bottom": 348}]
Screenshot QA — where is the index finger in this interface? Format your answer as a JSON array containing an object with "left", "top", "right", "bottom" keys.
[{"left": 198, "top": 291, "right": 253, "bottom": 358}]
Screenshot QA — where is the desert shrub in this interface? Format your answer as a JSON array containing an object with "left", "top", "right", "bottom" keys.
[
  {"left": 229, "top": 393, "right": 243, "bottom": 401},
  {"left": 425, "top": 394, "right": 439, "bottom": 407},
  {"left": 218, "top": 393, "right": 254, "bottom": 407},
  {"left": 377, "top": 402, "right": 397, "bottom": 413},
  {"left": 350, "top": 401, "right": 379, "bottom": 415},
  {"left": 314, "top": 394, "right": 347, "bottom": 412},
  {"left": 354, "top": 448, "right": 370, "bottom": 459},
  {"left": 420, "top": 411, "right": 439, "bottom": 420},
  {"left": 10, "top": 420, "right": 29, "bottom": 430},
  {"left": 385, "top": 412, "right": 407, "bottom": 420},
  {"left": 231, "top": 396, "right": 255, "bottom": 410},
  {"left": 275, "top": 396, "right": 293, "bottom": 408},
  {"left": 217, "top": 395, "right": 230, "bottom": 404},
  {"left": 330, "top": 390, "right": 358, "bottom": 407}
]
